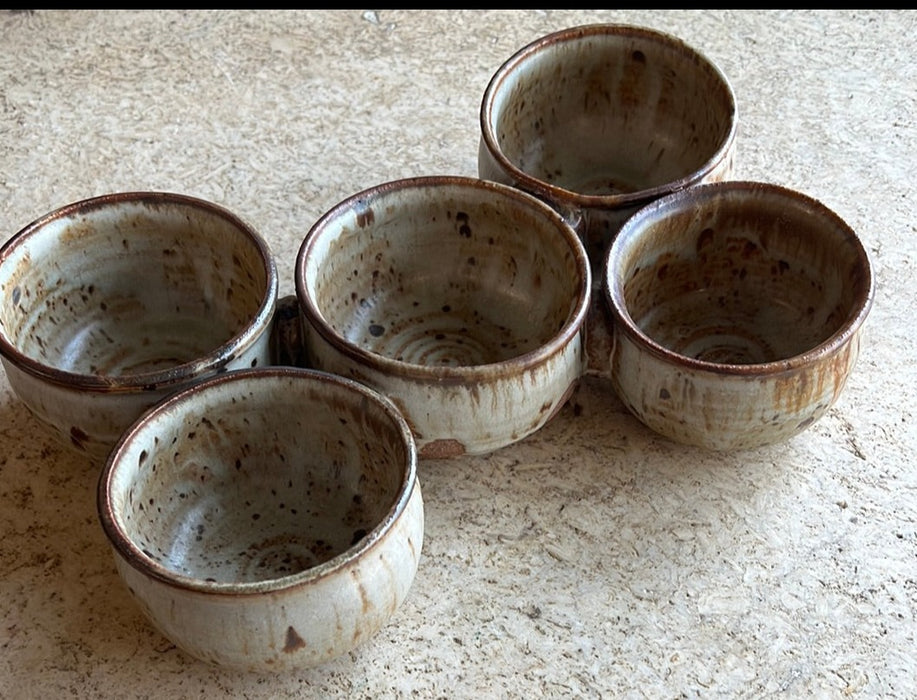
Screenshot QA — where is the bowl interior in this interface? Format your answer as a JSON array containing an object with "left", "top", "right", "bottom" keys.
[
  {"left": 0, "top": 196, "right": 271, "bottom": 377},
  {"left": 487, "top": 27, "right": 735, "bottom": 195},
  {"left": 301, "top": 181, "right": 587, "bottom": 368},
  {"left": 610, "top": 184, "right": 871, "bottom": 364},
  {"left": 103, "top": 370, "right": 413, "bottom": 584}
]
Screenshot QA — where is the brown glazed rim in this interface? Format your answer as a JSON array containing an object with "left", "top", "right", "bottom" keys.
[
  {"left": 97, "top": 366, "right": 419, "bottom": 595},
  {"left": 604, "top": 180, "right": 875, "bottom": 376},
  {"left": 479, "top": 23, "right": 739, "bottom": 210},
  {"left": 0, "top": 191, "right": 279, "bottom": 393},
  {"left": 295, "top": 175, "right": 593, "bottom": 383}
]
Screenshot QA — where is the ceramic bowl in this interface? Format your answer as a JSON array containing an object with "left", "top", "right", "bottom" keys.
[
  {"left": 0, "top": 192, "right": 278, "bottom": 461},
  {"left": 295, "top": 175, "right": 592, "bottom": 458},
  {"left": 98, "top": 367, "right": 424, "bottom": 672},
  {"left": 603, "top": 181, "right": 874, "bottom": 450},
  {"left": 479, "top": 23, "right": 737, "bottom": 274}
]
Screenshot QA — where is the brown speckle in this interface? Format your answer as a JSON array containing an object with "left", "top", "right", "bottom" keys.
[
  {"left": 283, "top": 626, "right": 306, "bottom": 653},
  {"left": 356, "top": 207, "right": 375, "bottom": 228},
  {"left": 696, "top": 227, "right": 715, "bottom": 252}
]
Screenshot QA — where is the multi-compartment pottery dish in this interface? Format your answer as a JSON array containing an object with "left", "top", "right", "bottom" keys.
[{"left": 0, "top": 23, "right": 873, "bottom": 671}]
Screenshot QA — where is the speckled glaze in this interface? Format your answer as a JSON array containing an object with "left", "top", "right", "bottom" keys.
[
  {"left": 295, "top": 176, "right": 591, "bottom": 458},
  {"left": 478, "top": 24, "right": 737, "bottom": 274},
  {"left": 0, "top": 192, "right": 278, "bottom": 462},
  {"left": 603, "top": 181, "right": 874, "bottom": 450},
  {"left": 98, "top": 367, "right": 423, "bottom": 672}
]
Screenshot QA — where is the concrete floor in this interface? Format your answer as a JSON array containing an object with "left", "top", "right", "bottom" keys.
[{"left": 0, "top": 10, "right": 914, "bottom": 698}]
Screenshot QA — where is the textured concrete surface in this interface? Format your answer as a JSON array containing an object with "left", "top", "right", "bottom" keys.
[{"left": 0, "top": 9, "right": 914, "bottom": 698}]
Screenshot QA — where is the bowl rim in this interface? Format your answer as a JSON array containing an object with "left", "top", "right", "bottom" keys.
[
  {"left": 0, "top": 191, "right": 278, "bottom": 393},
  {"left": 97, "top": 366, "right": 420, "bottom": 595},
  {"left": 294, "top": 175, "right": 592, "bottom": 380},
  {"left": 479, "top": 22, "right": 739, "bottom": 210},
  {"left": 603, "top": 180, "right": 875, "bottom": 376}
]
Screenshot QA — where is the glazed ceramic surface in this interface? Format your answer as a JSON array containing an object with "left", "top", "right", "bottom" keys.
[
  {"left": 479, "top": 23, "right": 737, "bottom": 274},
  {"left": 0, "top": 192, "right": 278, "bottom": 461},
  {"left": 98, "top": 367, "right": 423, "bottom": 672},
  {"left": 295, "top": 176, "right": 591, "bottom": 458},
  {"left": 603, "top": 181, "right": 874, "bottom": 450}
]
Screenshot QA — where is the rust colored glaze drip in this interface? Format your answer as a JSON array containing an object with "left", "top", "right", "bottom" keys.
[{"left": 420, "top": 438, "right": 466, "bottom": 459}]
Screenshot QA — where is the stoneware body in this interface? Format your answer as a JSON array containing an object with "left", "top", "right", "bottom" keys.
[
  {"left": 0, "top": 192, "right": 278, "bottom": 461},
  {"left": 478, "top": 23, "right": 737, "bottom": 275},
  {"left": 603, "top": 181, "right": 874, "bottom": 450},
  {"left": 295, "top": 176, "right": 591, "bottom": 458},
  {"left": 98, "top": 367, "right": 423, "bottom": 672}
]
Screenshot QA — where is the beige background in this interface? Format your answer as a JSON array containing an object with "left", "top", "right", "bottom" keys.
[{"left": 1, "top": 10, "right": 914, "bottom": 698}]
